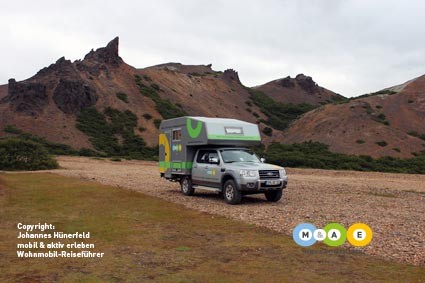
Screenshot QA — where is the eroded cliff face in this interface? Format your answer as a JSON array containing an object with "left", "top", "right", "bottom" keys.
[{"left": 1, "top": 79, "right": 48, "bottom": 116}]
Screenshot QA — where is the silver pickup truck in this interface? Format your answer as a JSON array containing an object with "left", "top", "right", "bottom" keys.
[
  {"left": 159, "top": 116, "right": 288, "bottom": 205},
  {"left": 180, "top": 147, "right": 288, "bottom": 204}
]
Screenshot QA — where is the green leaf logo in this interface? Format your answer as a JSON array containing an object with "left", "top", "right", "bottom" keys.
[{"left": 187, "top": 118, "right": 202, "bottom": 138}]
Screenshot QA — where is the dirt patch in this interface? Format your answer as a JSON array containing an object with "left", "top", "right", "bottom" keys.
[{"left": 50, "top": 156, "right": 425, "bottom": 266}]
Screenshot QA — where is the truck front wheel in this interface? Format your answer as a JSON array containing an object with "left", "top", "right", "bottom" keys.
[
  {"left": 223, "top": 180, "right": 242, "bottom": 204},
  {"left": 180, "top": 176, "right": 194, "bottom": 196},
  {"left": 265, "top": 190, "right": 283, "bottom": 202}
]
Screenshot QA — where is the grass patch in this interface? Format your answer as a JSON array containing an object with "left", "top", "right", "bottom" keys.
[
  {"left": 248, "top": 89, "right": 317, "bottom": 130},
  {"left": 76, "top": 107, "right": 157, "bottom": 160},
  {"left": 0, "top": 173, "right": 424, "bottom": 282},
  {"left": 264, "top": 141, "right": 425, "bottom": 174}
]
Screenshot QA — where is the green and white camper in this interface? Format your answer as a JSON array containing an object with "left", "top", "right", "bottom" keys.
[{"left": 159, "top": 116, "right": 288, "bottom": 204}]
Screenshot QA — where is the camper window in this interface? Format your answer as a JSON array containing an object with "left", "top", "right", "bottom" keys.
[{"left": 172, "top": 129, "right": 182, "bottom": 141}]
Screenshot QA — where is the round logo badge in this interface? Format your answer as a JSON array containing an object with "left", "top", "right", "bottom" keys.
[
  {"left": 347, "top": 223, "right": 373, "bottom": 247},
  {"left": 323, "top": 223, "right": 347, "bottom": 247},
  {"left": 293, "top": 223, "right": 316, "bottom": 247}
]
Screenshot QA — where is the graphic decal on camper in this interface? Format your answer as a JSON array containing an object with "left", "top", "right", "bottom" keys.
[
  {"left": 187, "top": 118, "right": 202, "bottom": 138},
  {"left": 159, "top": 133, "right": 170, "bottom": 173}
]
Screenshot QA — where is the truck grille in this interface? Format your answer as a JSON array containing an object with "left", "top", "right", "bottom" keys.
[{"left": 259, "top": 170, "right": 280, "bottom": 179}]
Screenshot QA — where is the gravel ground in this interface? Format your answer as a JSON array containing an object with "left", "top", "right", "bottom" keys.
[{"left": 51, "top": 156, "right": 424, "bottom": 266}]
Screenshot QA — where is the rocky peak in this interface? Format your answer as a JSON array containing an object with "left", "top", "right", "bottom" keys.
[
  {"left": 279, "top": 76, "right": 295, "bottom": 88},
  {"left": 83, "top": 37, "right": 123, "bottom": 67},
  {"left": 223, "top": 69, "right": 241, "bottom": 84},
  {"left": 295, "top": 73, "right": 319, "bottom": 93},
  {"left": 35, "top": 56, "right": 74, "bottom": 77}
]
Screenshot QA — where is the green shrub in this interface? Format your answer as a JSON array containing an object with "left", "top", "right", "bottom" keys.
[
  {"left": 4, "top": 125, "right": 23, "bottom": 135},
  {"left": 153, "top": 119, "right": 162, "bottom": 129},
  {"left": 0, "top": 137, "right": 58, "bottom": 170},
  {"left": 408, "top": 131, "right": 425, "bottom": 141},
  {"left": 246, "top": 108, "right": 252, "bottom": 113},
  {"left": 264, "top": 141, "right": 425, "bottom": 174},
  {"left": 356, "top": 140, "right": 365, "bottom": 144},
  {"left": 408, "top": 99, "right": 414, "bottom": 104},
  {"left": 248, "top": 89, "right": 316, "bottom": 130},
  {"left": 392, "top": 148, "right": 401, "bottom": 152},
  {"left": 245, "top": 101, "right": 253, "bottom": 107},
  {"left": 116, "top": 92, "right": 129, "bottom": 103},
  {"left": 142, "top": 113, "right": 153, "bottom": 120},
  {"left": 262, "top": 127, "right": 273, "bottom": 137},
  {"left": 76, "top": 107, "right": 157, "bottom": 159},
  {"left": 3, "top": 126, "right": 77, "bottom": 155},
  {"left": 252, "top": 112, "right": 260, "bottom": 118},
  {"left": 150, "top": 83, "right": 160, "bottom": 91},
  {"left": 78, "top": 148, "right": 100, "bottom": 157},
  {"left": 376, "top": 141, "right": 388, "bottom": 147},
  {"left": 375, "top": 105, "right": 382, "bottom": 109},
  {"left": 138, "top": 127, "right": 146, "bottom": 132},
  {"left": 136, "top": 79, "right": 187, "bottom": 119}
]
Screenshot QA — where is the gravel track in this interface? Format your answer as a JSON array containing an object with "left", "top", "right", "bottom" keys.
[{"left": 52, "top": 156, "right": 424, "bottom": 266}]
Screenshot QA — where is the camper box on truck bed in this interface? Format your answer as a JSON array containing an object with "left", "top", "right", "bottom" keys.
[{"left": 159, "top": 116, "right": 261, "bottom": 179}]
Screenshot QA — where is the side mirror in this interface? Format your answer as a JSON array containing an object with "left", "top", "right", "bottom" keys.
[
  {"left": 209, "top": 157, "right": 219, "bottom": 164},
  {"left": 260, "top": 158, "right": 266, "bottom": 163}
]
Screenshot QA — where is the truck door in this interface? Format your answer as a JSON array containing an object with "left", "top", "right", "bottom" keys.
[
  {"left": 203, "top": 150, "right": 221, "bottom": 187},
  {"left": 192, "top": 149, "right": 209, "bottom": 184}
]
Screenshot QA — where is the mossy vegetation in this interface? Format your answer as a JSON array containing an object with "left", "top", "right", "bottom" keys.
[
  {"left": 76, "top": 107, "right": 157, "bottom": 160},
  {"left": 264, "top": 141, "right": 425, "bottom": 174},
  {"left": 248, "top": 89, "right": 317, "bottom": 130}
]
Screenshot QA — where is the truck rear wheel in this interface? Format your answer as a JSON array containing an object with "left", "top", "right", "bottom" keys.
[
  {"left": 180, "top": 176, "right": 194, "bottom": 196},
  {"left": 223, "top": 180, "right": 242, "bottom": 204},
  {"left": 265, "top": 190, "right": 282, "bottom": 202}
]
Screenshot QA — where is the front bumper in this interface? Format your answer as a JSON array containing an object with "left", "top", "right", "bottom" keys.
[{"left": 239, "top": 176, "right": 288, "bottom": 192}]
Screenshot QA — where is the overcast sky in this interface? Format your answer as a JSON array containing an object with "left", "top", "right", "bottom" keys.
[{"left": 1, "top": 0, "right": 425, "bottom": 97}]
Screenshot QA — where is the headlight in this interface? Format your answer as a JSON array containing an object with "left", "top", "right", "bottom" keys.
[
  {"left": 279, "top": 169, "right": 286, "bottom": 177},
  {"left": 240, "top": 169, "right": 257, "bottom": 177}
]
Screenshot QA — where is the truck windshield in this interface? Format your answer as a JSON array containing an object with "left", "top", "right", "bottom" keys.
[{"left": 220, "top": 149, "right": 260, "bottom": 163}]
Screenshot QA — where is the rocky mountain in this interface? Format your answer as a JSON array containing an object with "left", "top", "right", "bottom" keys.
[
  {"left": 0, "top": 37, "right": 280, "bottom": 150},
  {"left": 1, "top": 37, "right": 423, "bottom": 159},
  {"left": 253, "top": 74, "right": 344, "bottom": 106},
  {"left": 282, "top": 77, "right": 425, "bottom": 158}
]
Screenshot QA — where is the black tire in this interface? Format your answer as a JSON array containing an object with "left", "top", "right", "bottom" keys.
[
  {"left": 180, "top": 176, "right": 194, "bottom": 196},
  {"left": 265, "top": 190, "right": 283, "bottom": 202},
  {"left": 223, "top": 180, "right": 242, "bottom": 204}
]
